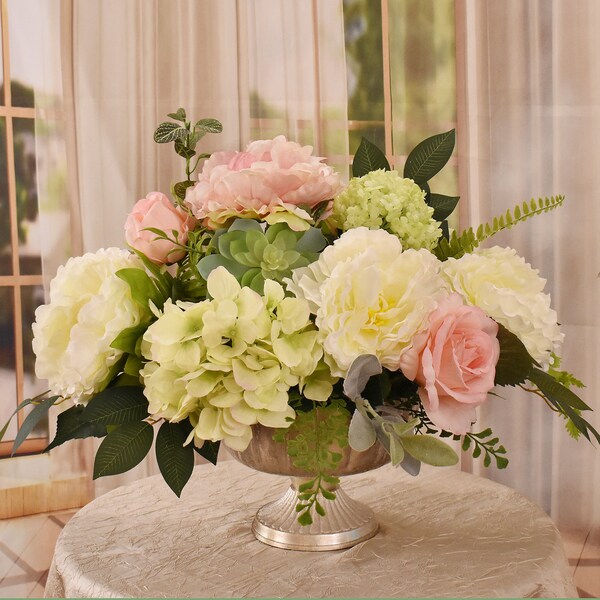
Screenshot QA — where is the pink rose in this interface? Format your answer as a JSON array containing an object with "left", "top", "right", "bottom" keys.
[
  {"left": 184, "top": 135, "right": 343, "bottom": 229},
  {"left": 400, "top": 294, "right": 500, "bottom": 434},
  {"left": 124, "top": 192, "right": 196, "bottom": 264}
]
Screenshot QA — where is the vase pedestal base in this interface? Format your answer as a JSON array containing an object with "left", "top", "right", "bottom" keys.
[{"left": 252, "top": 479, "right": 379, "bottom": 551}]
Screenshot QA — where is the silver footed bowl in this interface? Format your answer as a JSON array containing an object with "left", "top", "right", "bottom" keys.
[{"left": 229, "top": 424, "right": 390, "bottom": 552}]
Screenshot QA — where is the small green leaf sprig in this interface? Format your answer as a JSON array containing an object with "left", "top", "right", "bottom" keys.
[
  {"left": 273, "top": 400, "right": 351, "bottom": 525},
  {"left": 154, "top": 108, "right": 223, "bottom": 201}
]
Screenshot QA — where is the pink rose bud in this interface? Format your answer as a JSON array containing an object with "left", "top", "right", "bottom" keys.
[
  {"left": 124, "top": 192, "right": 196, "bottom": 264},
  {"left": 400, "top": 293, "right": 500, "bottom": 434}
]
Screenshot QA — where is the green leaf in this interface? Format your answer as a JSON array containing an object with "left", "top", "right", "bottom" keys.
[
  {"left": 194, "top": 118, "right": 223, "bottom": 134},
  {"left": 116, "top": 268, "right": 163, "bottom": 310},
  {"left": 462, "top": 436, "right": 471, "bottom": 451},
  {"left": 197, "top": 253, "right": 249, "bottom": 282},
  {"left": 174, "top": 139, "right": 196, "bottom": 160},
  {"left": 93, "top": 421, "right": 154, "bottom": 479},
  {"left": 297, "top": 511, "right": 313, "bottom": 526},
  {"left": 428, "top": 193, "right": 460, "bottom": 221},
  {"left": 82, "top": 386, "right": 149, "bottom": 427},
  {"left": 0, "top": 396, "right": 36, "bottom": 443},
  {"left": 167, "top": 108, "right": 186, "bottom": 122},
  {"left": 494, "top": 324, "right": 536, "bottom": 386},
  {"left": 154, "top": 122, "right": 188, "bottom": 144},
  {"left": 315, "top": 501, "right": 325, "bottom": 517},
  {"left": 173, "top": 180, "right": 195, "bottom": 201},
  {"left": 155, "top": 422, "right": 195, "bottom": 497},
  {"left": 495, "top": 456, "right": 509, "bottom": 469},
  {"left": 110, "top": 323, "right": 149, "bottom": 354},
  {"left": 348, "top": 409, "right": 376, "bottom": 451},
  {"left": 529, "top": 367, "right": 591, "bottom": 412},
  {"left": 12, "top": 396, "right": 59, "bottom": 455},
  {"left": 400, "top": 434, "right": 459, "bottom": 467},
  {"left": 123, "top": 354, "right": 143, "bottom": 377},
  {"left": 193, "top": 440, "right": 220, "bottom": 465},
  {"left": 528, "top": 367, "right": 599, "bottom": 444},
  {"left": 45, "top": 405, "right": 107, "bottom": 452},
  {"left": 352, "top": 137, "right": 391, "bottom": 177},
  {"left": 403, "top": 129, "right": 455, "bottom": 184}
]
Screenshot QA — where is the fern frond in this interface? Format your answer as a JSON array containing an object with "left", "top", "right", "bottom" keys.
[{"left": 434, "top": 195, "right": 565, "bottom": 260}]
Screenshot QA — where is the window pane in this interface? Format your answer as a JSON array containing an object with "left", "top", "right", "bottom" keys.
[
  {"left": 0, "top": 21, "right": 4, "bottom": 106},
  {"left": 14, "top": 117, "right": 41, "bottom": 275},
  {"left": 22, "top": 285, "right": 47, "bottom": 438},
  {"left": 0, "top": 287, "right": 17, "bottom": 442},
  {"left": 344, "top": 0, "right": 384, "bottom": 124},
  {"left": 389, "top": 0, "right": 457, "bottom": 194},
  {"left": 0, "top": 117, "right": 12, "bottom": 275}
]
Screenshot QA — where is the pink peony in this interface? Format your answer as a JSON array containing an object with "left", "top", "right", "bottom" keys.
[
  {"left": 400, "top": 294, "right": 500, "bottom": 434},
  {"left": 184, "top": 135, "right": 343, "bottom": 230},
  {"left": 125, "top": 192, "right": 196, "bottom": 264}
]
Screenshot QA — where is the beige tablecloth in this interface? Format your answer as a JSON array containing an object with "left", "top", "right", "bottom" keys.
[{"left": 45, "top": 460, "right": 576, "bottom": 598}]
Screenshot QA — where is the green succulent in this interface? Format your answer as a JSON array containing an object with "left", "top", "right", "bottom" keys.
[{"left": 198, "top": 219, "right": 327, "bottom": 293}]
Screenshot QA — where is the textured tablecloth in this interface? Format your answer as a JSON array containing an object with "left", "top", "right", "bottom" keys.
[{"left": 44, "top": 460, "right": 576, "bottom": 598}]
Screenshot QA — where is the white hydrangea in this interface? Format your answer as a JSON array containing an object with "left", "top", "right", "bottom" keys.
[
  {"left": 286, "top": 227, "right": 449, "bottom": 377},
  {"left": 442, "top": 246, "right": 564, "bottom": 365},
  {"left": 140, "top": 268, "right": 336, "bottom": 452},
  {"left": 32, "top": 248, "right": 149, "bottom": 403},
  {"left": 333, "top": 169, "right": 442, "bottom": 250}
]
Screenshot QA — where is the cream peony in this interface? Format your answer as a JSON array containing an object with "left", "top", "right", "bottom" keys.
[
  {"left": 442, "top": 246, "right": 564, "bottom": 364},
  {"left": 287, "top": 227, "right": 449, "bottom": 377},
  {"left": 32, "top": 248, "right": 150, "bottom": 403},
  {"left": 140, "top": 268, "right": 336, "bottom": 452},
  {"left": 184, "top": 135, "right": 343, "bottom": 231}
]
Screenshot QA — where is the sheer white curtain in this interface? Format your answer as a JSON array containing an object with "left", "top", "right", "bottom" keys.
[
  {"left": 456, "top": 0, "right": 600, "bottom": 529},
  {"left": 61, "top": 0, "right": 348, "bottom": 494}
]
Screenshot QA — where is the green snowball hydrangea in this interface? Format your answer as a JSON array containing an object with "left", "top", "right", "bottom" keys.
[{"left": 333, "top": 169, "right": 442, "bottom": 250}]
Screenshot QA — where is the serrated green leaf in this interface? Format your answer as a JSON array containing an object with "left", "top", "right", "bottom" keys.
[
  {"left": 12, "top": 396, "right": 60, "bottom": 454},
  {"left": 45, "top": 405, "right": 107, "bottom": 452},
  {"left": 428, "top": 193, "right": 460, "bottom": 221},
  {"left": 401, "top": 434, "right": 459, "bottom": 467},
  {"left": 154, "top": 122, "right": 188, "bottom": 144},
  {"left": 194, "top": 118, "right": 223, "bottom": 133},
  {"left": 156, "top": 421, "right": 195, "bottom": 497},
  {"left": 82, "top": 386, "right": 149, "bottom": 426},
  {"left": 352, "top": 137, "right": 390, "bottom": 177},
  {"left": 93, "top": 421, "right": 154, "bottom": 478},
  {"left": 404, "top": 129, "right": 455, "bottom": 184}
]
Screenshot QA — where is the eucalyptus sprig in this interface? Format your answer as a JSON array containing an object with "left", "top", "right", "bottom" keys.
[{"left": 154, "top": 108, "right": 223, "bottom": 201}]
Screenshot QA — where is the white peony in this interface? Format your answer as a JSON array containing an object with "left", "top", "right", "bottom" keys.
[
  {"left": 441, "top": 246, "right": 564, "bottom": 365},
  {"left": 32, "top": 248, "right": 150, "bottom": 403},
  {"left": 286, "top": 227, "right": 448, "bottom": 377}
]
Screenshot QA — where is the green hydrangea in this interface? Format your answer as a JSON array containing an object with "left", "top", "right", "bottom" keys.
[{"left": 333, "top": 169, "right": 442, "bottom": 250}]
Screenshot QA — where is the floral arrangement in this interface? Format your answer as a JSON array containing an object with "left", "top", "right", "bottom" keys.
[{"left": 2, "top": 108, "right": 597, "bottom": 526}]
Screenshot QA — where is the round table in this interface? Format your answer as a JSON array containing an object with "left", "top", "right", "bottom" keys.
[{"left": 44, "top": 460, "right": 576, "bottom": 598}]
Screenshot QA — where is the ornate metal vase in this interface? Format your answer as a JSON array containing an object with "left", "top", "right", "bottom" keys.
[{"left": 228, "top": 424, "right": 390, "bottom": 551}]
